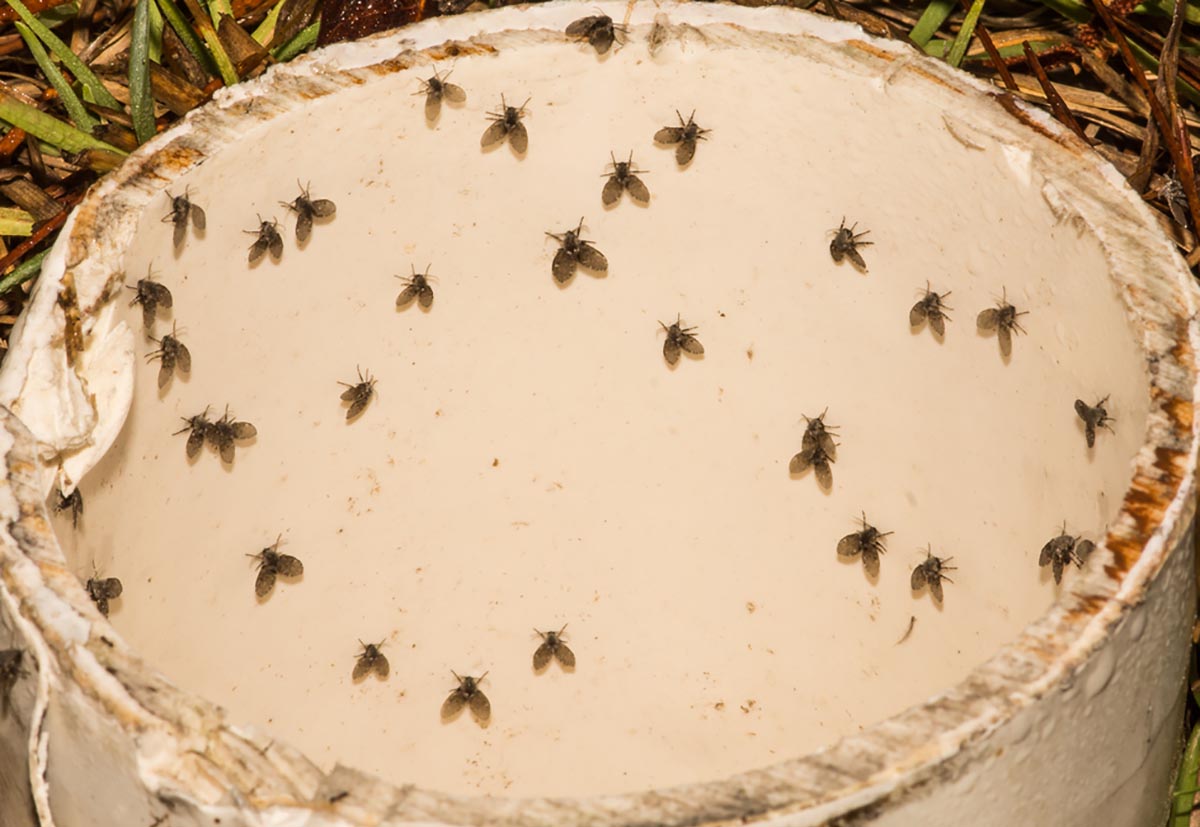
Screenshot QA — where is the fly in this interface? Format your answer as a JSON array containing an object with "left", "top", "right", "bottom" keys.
[
  {"left": 352, "top": 640, "right": 389, "bottom": 680},
  {"left": 976, "top": 288, "right": 1028, "bottom": 358},
  {"left": 790, "top": 410, "right": 838, "bottom": 489},
  {"left": 911, "top": 548, "right": 955, "bottom": 603},
  {"left": 146, "top": 322, "right": 191, "bottom": 388},
  {"left": 395, "top": 264, "right": 435, "bottom": 309},
  {"left": 86, "top": 572, "right": 123, "bottom": 617},
  {"left": 829, "top": 218, "right": 871, "bottom": 271},
  {"left": 547, "top": 218, "right": 608, "bottom": 283},
  {"left": 1039, "top": 524, "right": 1096, "bottom": 584},
  {"left": 1074, "top": 396, "right": 1114, "bottom": 448},
  {"left": 910, "top": 283, "right": 952, "bottom": 337},
  {"left": 282, "top": 182, "right": 336, "bottom": 243},
  {"left": 442, "top": 671, "right": 490, "bottom": 723},
  {"left": 339, "top": 366, "right": 377, "bottom": 420},
  {"left": 481, "top": 95, "right": 529, "bottom": 153},
  {"left": 837, "top": 512, "right": 891, "bottom": 577},
  {"left": 174, "top": 406, "right": 212, "bottom": 459},
  {"left": 659, "top": 314, "right": 704, "bottom": 365},
  {"left": 533, "top": 625, "right": 575, "bottom": 670},
  {"left": 127, "top": 272, "right": 172, "bottom": 330},
  {"left": 654, "top": 109, "right": 710, "bottom": 165},
  {"left": 248, "top": 535, "right": 303, "bottom": 598},
  {"left": 246, "top": 216, "right": 283, "bottom": 263},
  {"left": 208, "top": 406, "right": 257, "bottom": 463},
  {"left": 602, "top": 151, "right": 650, "bottom": 206},
  {"left": 54, "top": 487, "right": 83, "bottom": 529},
  {"left": 565, "top": 13, "right": 625, "bottom": 54},
  {"left": 417, "top": 69, "right": 466, "bottom": 120},
  {"left": 163, "top": 188, "right": 206, "bottom": 248}
]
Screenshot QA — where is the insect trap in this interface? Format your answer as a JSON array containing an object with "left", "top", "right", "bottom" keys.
[{"left": 0, "top": 3, "right": 1195, "bottom": 827}]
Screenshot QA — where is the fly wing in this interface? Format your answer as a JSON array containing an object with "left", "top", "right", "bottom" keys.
[
  {"left": 998, "top": 325, "right": 1013, "bottom": 358},
  {"left": 469, "top": 690, "right": 491, "bottom": 722},
  {"left": 249, "top": 237, "right": 269, "bottom": 264},
  {"left": 148, "top": 282, "right": 173, "bottom": 308},
  {"left": 374, "top": 654, "right": 390, "bottom": 678},
  {"left": 141, "top": 303, "right": 156, "bottom": 329},
  {"left": 1074, "top": 540, "right": 1095, "bottom": 565},
  {"left": 533, "top": 642, "right": 553, "bottom": 670},
  {"left": 680, "top": 334, "right": 704, "bottom": 356},
  {"left": 655, "top": 126, "right": 685, "bottom": 144},
  {"left": 602, "top": 176, "right": 623, "bottom": 206},
  {"left": 157, "top": 362, "right": 173, "bottom": 389},
  {"left": 190, "top": 204, "right": 206, "bottom": 230},
  {"left": 425, "top": 92, "right": 442, "bottom": 121},
  {"left": 847, "top": 249, "right": 867, "bottom": 270},
  {"left": 352, "top": 658, "right": 371, "bottom": 680},
  {"left": 909, "top": 301, "right": 927, "bottom": 327},
  {"left": 1074, "top": 399, "right": 1090, "bottom": 422},
  {"left": 815, "top": 460, "right": 833, "bottom": 490},
  {"left": 837, "top": 533, "right": 863, "bottom": 558},
  {"left": 311, "top": 199, "right": 337, "bottom": 218},
  {"left": 591, "top": 26, "right": 615, "bottom": 54},
  {"left": 626, "top": 175, "right": 650, "bottom": 203},
  {"left": 977, "top": 308, "right": 999, "bottom": 330},
  {"left": 277, "top": 554, "right": 303, "bottom": 577},
  {"left": 443, "top": 83, "right": 466, "bottom": 103},
  {"left": 930, "top": 314, "right": 945, "bottom": 337},
  {"left": 1039, "top": 540, "right": 1055, "bottom": 567},
  {"left": 341, "top": 385, "right": 359, "bottom": 401},
  {"left": 663, "top": 338, "right": 681, "bottom": 366},
  {"left": 232, "top": 422, "right": 257, "bottom": 439},
  {"left": 675, "top": 139, "right": 696, "bottom": 165},
  {"left": 789, "top": 450, "right": 810, "bottom": 474},
  {"left": 418, "top": 286, "right": 434, "bottom": 309},
  {"left": 577, "top": 243, "right": 608, "bottom": 272},
  {"left": 173, "top": 219, "right": 187, "bottom": 248},
  {"left": 509, "top": 122, "right": 528, "bottom": 154},
  {"left": 556, "top": 644, "right": 576, "bottom": 668},
  {"left": 295, "top": 212, "right": 313, "bottom": 243},
  {"left": 347, "top": 397, "right": 368, "bottom": 419},
  {"left": 480, "top": 120, "right": 507, "bottom": 148},
  {"left": 219, "top": 438, "right": 236, "bottom": 464},
  {"left": 104, "top": 578, "right": 123, "bottom": 598},
  {"left": 1052, "top": 558, "right": 1064, "bottom": 584},
  {"left": 441, "top": 690, "right": 467, "bottom": 719},
  {"left": 552, "top": 249, "right": 577, "bottom": 284},
  {"left": 95, "top": 597, "right": 109, "bottom": 616},
  {"left": 910, "top": 566, "right": 927, "bottom": 591},
  {"left": 255, "top": 567, "right": 276, "bottom": 598},
  {"left": 269, "top": 233, "right": 284, "bottom": 260},
  {"left": 175, "top": 342, "right": 191, "bottom": 373},
  {"left": 186, "top": 428, "right": 204, "bottom": 458},
  {"left": 929, "top": 578, "right": 944, "bottom": 602},
  {"left": 829, "top": 240, "right": 844, "bottom": 262},
  {"left": 566, "top": 16, "right": 600, "bottom": 36},
  {"left": 818, "top": 432, "right": 836, "bottom": 459},
  {"left": 862, "top": 549, "right": 880, "bottom": 578},
  {"left": 1085, "top": 423, "right": 1096, "bottom": 448},
  {"left": 396, "top": 285, "right": 419, "bottom": 307}
]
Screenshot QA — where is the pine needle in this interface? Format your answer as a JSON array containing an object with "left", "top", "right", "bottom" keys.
[{"left": 14, "top": 21, "right": 98, "bottom": 132}]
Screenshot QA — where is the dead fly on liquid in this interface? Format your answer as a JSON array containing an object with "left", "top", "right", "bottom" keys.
[
  {"left": 86, "top": 572, "right": 123, "bottom": 616},
  {"left": 533, "top": 625, "right": 575, "bottom": 670},
  {"left": 395, "top": 264, "right": 435, "bottom": 309},
  {"left": 654, "top": 109, "right": 710, "bottom": 166},
  {"left": 416, "top": 70, "right": 466, "bottom": 120},
  {"left": 163, "top": 188, "right": 206, "bottom": 248},
  {"left": 338, "top": 366, "right": 377, "bottom": 420},
  {"left": 566, "top": 13, "right": 625, "bottom": 54},
  {"left": 909, "top": 283, "right": 952, "bottom": 337},
  {"left": 127, "top": 273, "right": 172, "bottom": 330},
  {"left": 1074, "top": 396, "right": 1114, "bottom": 448},
  {"left": 248, "top": 535, "right": 303, "bottom": 598},
  {"left": 659, "top": 314, "right": 704, "bottom": 366},
  {"left": 208, "top": 406, "right": 257, "bottom": 463},
  {"left": 547, "top": 218, "right": 608, "bottom": 283},
  {"left": 0, "top": 648, "right": 24, "bottom": 714},
  {"left": 790, "top": 410, "right": 838, "bottom": 489},
  {"left": 282, "top": 183, "right": 336, "bottom": 243},
  {"left": 175, "top": 406, "right": 213, "bottom": 459},
  {"left": 442, "top": 671, "right": 491, "bottom": 723},
  {"left": 54, "top": 487, "right": 83, "bottom": 529},
  {"left": 837, "top": 512, "right": 891, "bottom": 577},
  {"left": 352, "top": 640, "right": 389, "bottom": 680},
  {"left": 246, "top": 216, "right": 283, "bottom": 263},
  {"left": 1039, "top": 524, "right": 1096, "bottom": 584},
  {"left": 911, "top": 548, "right": 955, "bottom": 603},
  {"left": 481, "top": 95, "right": 530, "bottom": 153},
  {"left": 829, "top": 218, "right": 871, "bottom": 271},
  {"left": 146, "top": 322, "right": 191, "bottom": 388},
  {"left": 602, "top": 152, "right": 650, "bottom": 206},
  {"left": 976, "top": 288, "right": 1027, "bottom": 358}
]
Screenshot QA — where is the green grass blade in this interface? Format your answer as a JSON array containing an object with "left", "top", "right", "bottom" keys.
[
  {"left": 909, "top": 0, "right": 955, "bottom": 48},
  {"left": 1127, "top": 37, "right": 1200, "bottom": 106},
  {"left": 252, "top": 0, "right": 287, "bottom": 46},
  {"left": 208, "top": 0, "right": 234, "bottom": 28},
  {"left": 14, "top": 22, "right": 97, "bottom": 132},
  {"left": 154, "top": 0, "right": 216, "bottom": 78},
  {"left": 947, "top": 0, "right": 986, "bottom": 67},
  {"left": 0, "top": 91, "right": 126, "bottom": 154},
  {"left": 1, "top": 0, "right": 121, "bottom": 109},
  {"left": 271, "top": 17, "right": 319, "bottom": 62},
  {"left": 1171, "top": 723, "right": 1200, "bottom": 824},
  {"left": 130, "top": 0, "right": 155, "bottom": 144},
  {"left": 0, "top": 249, "right": 46, "bottom": 294},
  {"left": 0, "top": 207, "right": 34, "bottom": 236},
  {"left": 1034, "top": 0, "right": 1093, "bottom": 24},
  {"left": 148, "top": 0, "right": 164, "bottom": 62},
  {"left": 180, "top": 0, "right": 239, "bottom": 86}
]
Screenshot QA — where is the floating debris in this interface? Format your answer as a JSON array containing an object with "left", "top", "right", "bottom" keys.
[
  {"left": 533, "top": 625, "right": 575, "bottom": 670},
  {"left": 442, "top": 671, "right": 490, "bottom": 724},
  {"left": 54, "top": 487, "right": 83, "bottom": 529},
  {"left": 417, "top": 70, "right": 466, "bottom": 120},
  {"left": 282, "top": 182, "right": 336, "bottom": 243},
  {"left": 246, "top": 217, "right": 283, "bottom": 263},
  {"left": 248, "top": 535, "right": 303, "bottom": 598},
  {"left": 481, "top": 95, "right": 530, "bottom": 153},
  {"left": 896, "top": 616, "right": 916, "bottom": 645},
  {"left": 837, "top": 512, "right": 891, "bottom": 577},
  {"left": 163, "top": 188, "right": 206, "bottom": 248},
  {"left": 602, "top": 151, "right": 650, "bottom": 206},
  {"left": 547, "top": 218, "right": 608, "bottom": 284},
  {"left": 910, "top": 283, "right": 952, "bottom": 337},
  {"left": 86, "top": 573, "right": 123, "bottom": 617},
  {"left": 146, "top": 322, "right": 191, "bottom": 388},
  {"left": 654, "top": 109, "right": 710, "bottom": 165},
  {"left": 352, "top": 640, "right": 389, "bottom": 680},
  {"left": 659, "top": 314, "right": 704, "bottom": 366},
  {"left": 208, "top": 406, "right": 257, "bottom": 463},
  {"left": 566, "top": 13, "right": 624, "bottom": 54},
  {"left": 127, "top": 272, "right": 172, "bottom": 330},
  {"left": 829, "top": 218, "right": 871, "bottom": 271},
  {"left": 976, "top": 288, "right": 1028, "bottom": 358},
  {"left": 338, "top": 367, "right": 377, "bottom": 420},
  {"left": 1074, "top": 396, "right": 1114, "bottom": 448},
  {"left": 911, "top": 548, "right": 955, "bottom": 603},
  {"left": 395, "top": 264, "right": 435, "bottom": 309}
]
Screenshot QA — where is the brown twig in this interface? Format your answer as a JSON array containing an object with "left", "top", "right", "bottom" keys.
[
  {"left": 0, "top": 188, "right": 84, "bottom": 276},
  {"left": 1022, "top": 41, "right": 1089, "bottom": 142}
]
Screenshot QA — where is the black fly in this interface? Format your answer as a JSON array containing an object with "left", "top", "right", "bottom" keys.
[
  {"left": 54, "top": 487, "right": 83, "bottom": 529},
  {"left": 163, "top": 188, "right": 206, "bottom": 248},
  {"left": 282, "top": 182, "right": 336, "bottom": 243},
  {"left": 248, "top": 535, "right": 303, "bottom": 598},
  {"left": 910, "top": 283, "right": 952, "bottom": 337},
  {"left": 911, "top": 548, "right": 955, "bottom": 603},
  {"left": 127, "top": 272, "right": 172, "bottom": 330},
  {"left": 174, "top": 406, "right": 212, "bottom": 459},
  {"left": 0, "top": 649, "right": 25, "bottom": 715},
  {"left": 352, "top": 640, "right": 389, "bottom": 680},
  {"left": 417, "top": 70, "right": 466, "bottom": 120},
  {"left": 395, "top": 264, "right": 435, "bottom": 309},
  {"left": 829, "top": 218, "right": 872, "bottom": 271},
  {"left": 146, "top": 322, "right": 191, "bottom": 388},
  {"left": 565, "top": 13, "right": 625, "bottom": 54},
  {"left": 837, "top": 512, "right": 891, "bottom": 577},
  {"left": 1039, "top": 524, "right": 1096, "bottom": 584},
  {"left": 659, "top": 314, "right": 704, "bottom": 366},
  {"left": 976, "top": 288, "right": 1028, "bottom": 358},
  {"left": 790, "top": 410, "right": 838, "bottom": 489},
  {"left": 602, "top": 152, "right": 650, "bottom": 206},
  {"left": 547, "top": 218, "right": 608, "bottom": 283},
  {"left": 1074, "top": 396, "right": 1114, "bottom": 448},
  {"left": 481, "top": 95, "right": 529, "bottom": 153},
  {"left": 208, "top": 406, "right": 257, "bottom": 463},
  {"left": 533, "top": 625, "right": 575, "bottom": 670},
  {"left": 86, "top": 572, "right": 123, "bottom": 616},
  {"left": 442, "top": 671, "right": 490, "bottom": 723},
  {"left": 338, "top": 366, "right": 377, "bottom": 420},
  {"left": 654, "top": 109, "right": 710, "bottom": 165},
  {"left": 246, "top": 216, "right": 283, "bottom": 263}
]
